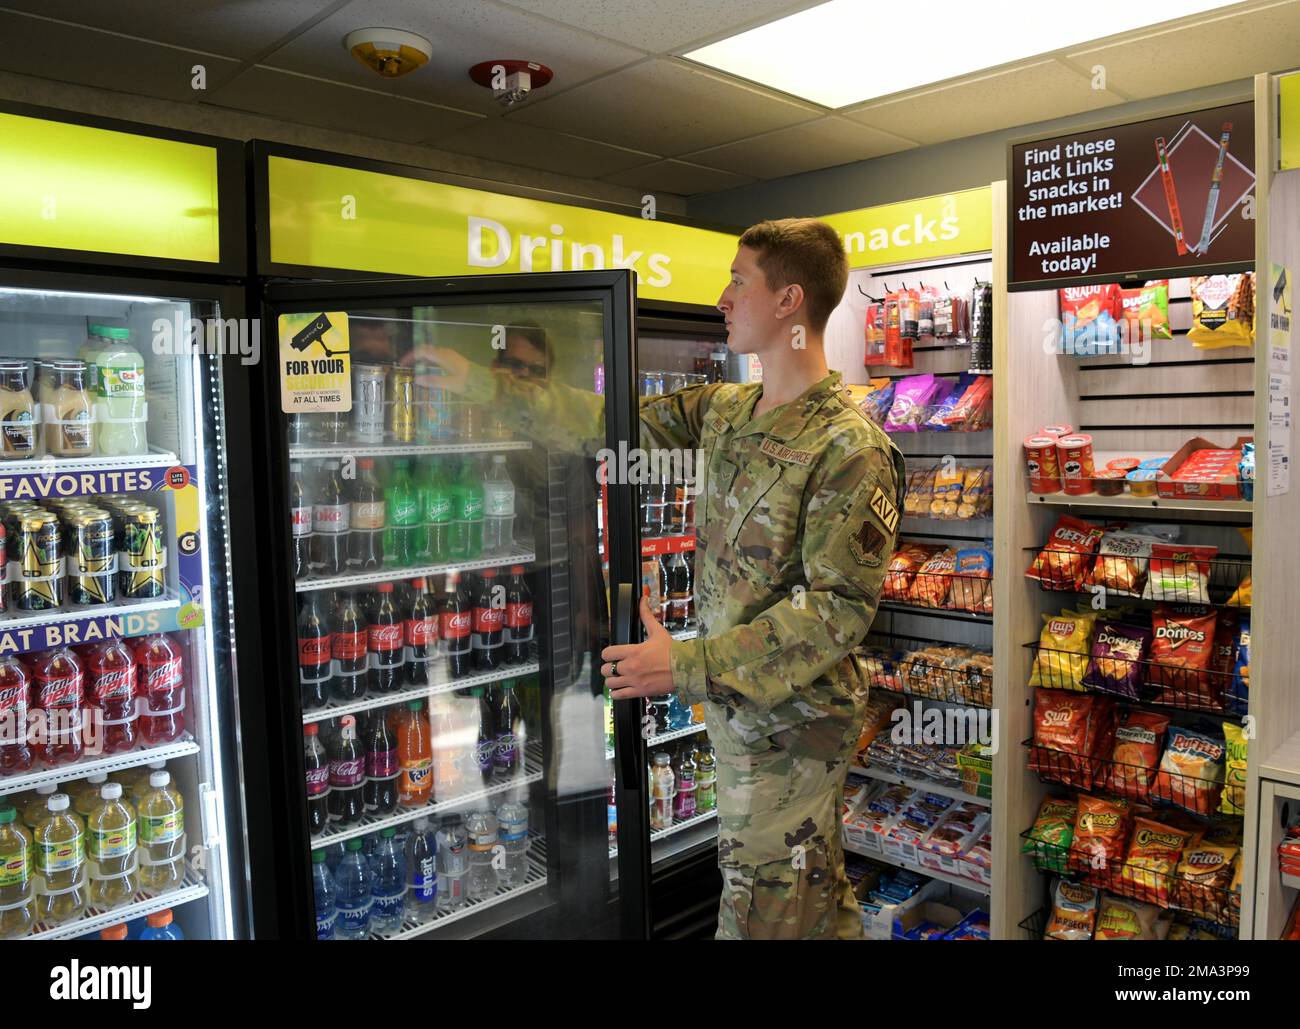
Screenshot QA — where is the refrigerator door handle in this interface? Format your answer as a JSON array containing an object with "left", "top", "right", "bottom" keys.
[
  {"left": 612, "top": 581, "right": 646, "bottom": 781},
  {"left": 198, "top": 782, "right": 224, "bottom": 849}
]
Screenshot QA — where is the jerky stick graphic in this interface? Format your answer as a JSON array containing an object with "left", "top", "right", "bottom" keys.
[
  {"left": 1154, "top": 136, "right": 1188, "bottom": 256},
  {"left": 1195, "top": 122, "right": 1233, "bottom": 255}
]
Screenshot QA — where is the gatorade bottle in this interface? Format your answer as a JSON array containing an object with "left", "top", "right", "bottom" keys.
[
  {"left": 0, "top": 805, "right": 34, "bottom": 938},
  {"left": 396, "top": 699, "right": 432, "bottom": 807},
  {"left": 404, "top": 816, "right": 437, "bottom": 923},
  {"left": 138, "top": 908, "right": 183, "bottom": 940},
  {"left": 33, "top": 793, "right": 86, "bottom": 925},
  {"left": 384, "top": 458, "right": 419, "bottom": 569},
  {"left": 86, "top": 782, "right": 137, "bottom": 909},
  {"left": 93, "top": 327, "right": 147, "bottom": 456},
  {"left": 136, "top": 771, "right": 184, "bottom": 893},
  {"left": 100, "top": 923, "right": 128, "bottom": 940}
]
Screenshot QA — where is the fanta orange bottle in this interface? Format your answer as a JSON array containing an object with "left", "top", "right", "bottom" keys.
[{"left": 396, "top": 700, "right": 432, "bottom": 807}]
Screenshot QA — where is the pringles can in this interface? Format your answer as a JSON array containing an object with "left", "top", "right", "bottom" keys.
[
  {"left": 1040, "top": 424, "right": 1073, "bottom": 438},
  {"left": 68, "top": 509, "right": 116, "bottom": 606},
  {"left": 122, "top": 507, "right": 165, "bottom": 599},
  {"left": 388, "top": 366, "right": 416, "bottom": 443},
  {"left": 17, "top": 514, "right": 62, "bottom": 610},
  {"left": 1057, "top": 434, "right": 1096, "bottom": 496},
  {"left": 1023, "top": 434, "right": 1063, "bottom": 494}
]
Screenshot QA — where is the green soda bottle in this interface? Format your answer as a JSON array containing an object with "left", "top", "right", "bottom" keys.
[
  {"left": 460, "top": 457, "right": 484, "bottom": 560},
  {"left": 0, "top": 805, "right": 34, "bottom": 938},
  {"left": 422, "top": 457, "right": 453, "bottom": 564},
  {"left": 384, "top": 458, "right": 420, "bottom": 569},
  {"left": 33, "top": 793, "right": 86, "bottom": 925}
]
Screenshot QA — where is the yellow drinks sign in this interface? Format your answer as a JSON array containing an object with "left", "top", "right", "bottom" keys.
[
  {"left": 267, "top": 156, "right": 738, "bottom": 306},
  {"left": 0, "top": 112, "right": 221, "bottom": 263},
  {"left": 820, "top": 187, "right": 993, "bottom": 268},
  {"left": 1282, "top": 72, "right": 1300, "bottom": 171}
]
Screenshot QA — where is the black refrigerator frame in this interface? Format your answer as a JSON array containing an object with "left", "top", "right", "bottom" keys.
[{"left": 252, "top": 269, "right": 663, "bottom": 939}]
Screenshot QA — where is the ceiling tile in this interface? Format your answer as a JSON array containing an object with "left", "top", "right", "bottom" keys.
[
  {"left": 1063, "top": 1, "right": 1300, "bottom": 99},
  {"left": 681, "top": 117, "right": 919, "bottom": 178},
  {"left": 497, "top": 0, "right": 821, "bottom": 53},
  {"left": 0, "top": 11, "right": 243, "bottom": 101},
  {"left": 261, "top": 0, "right": 645, "bottom": 118},
  {"left": 510, "top": 58, "right": 820, "bottom": 156},
  {"left": 431, "top": 118, "right": 656, "bottom": 178},
  {"left": 0, "top": 0, "right": 337, "bottom": 61},
  {"left": 600, "top": 159, "right": 754, "bottom": 196},
  {"left": 204, "top": 66, "right": 481, "bottom": 143},
  {"left": 844, "top": 60, "right": 1126, "bottom": 145}
]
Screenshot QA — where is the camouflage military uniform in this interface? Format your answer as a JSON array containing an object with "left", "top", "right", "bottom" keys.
[{"left": 463, "top": 364, "right": 904, "bottom": 940}]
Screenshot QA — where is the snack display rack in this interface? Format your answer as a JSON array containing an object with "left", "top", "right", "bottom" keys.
[
  {"left": 996, "top": 74, "right": 1300, "bottom": 939},
  {"left": 825, "top": 222, "right": 1002, "bottom": 934}
]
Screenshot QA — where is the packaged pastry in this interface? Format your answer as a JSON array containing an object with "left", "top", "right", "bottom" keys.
[
  {"left": 1107, "top": 709, "right": 1170, "bottom": 802},
  {"left": 1081, "top": 619, "right": 1153, "bottom": 699},
  {"left": 1120, "top": 818, "right": 1191, "bottom": 906},
  {"left": 906, "top": 546, "right": 958, "bottom": 608},
  {"left": 1030, "top": 610, "right": 1098, "bottom": 690},
  {"left": 1026, "top": 515, "right": 1106, "bottom": 591},
  {"left": 947, "top": 547, "right": 993, "bottom": 614},
  {"left": 1142, "top": 544, "right": 1217, "bottom": 604},
  {"left": 1046, "top": 879, "right": 1099, "bottom": 940},
  {"left": 1153, "top": 726, "right": 1226, "bottom": 816},
  {"left": 956, "top": 464, "right": 992, "bottom": 519},
  {"left": 929, "top": 464, "right": 965, "bottom": 518},
  {"left": 1022, "top": 796, "right": 1077, "bottom": 874},
  {"left": 904, "top": 467, "right": 938, "bottom": 517},
  {"left": 1149, "top": 605, "right": 1219, "bottom": 709},
  {"left": 1189, "top": 273, "right": 1255, "bottom": 349}
]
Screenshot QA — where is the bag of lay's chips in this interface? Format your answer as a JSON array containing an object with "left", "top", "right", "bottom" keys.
[
  {"left": 1221, "top": 722, "right": 1248, "bottom": 816},
  {"left": 1119, "top": 280, "right": 1172, "bottom": 343},
  {"left": 1189, "top": 273, "right": 1255, "bottom": 349},
  {"left": 1030, "top": 610, "right": 1098, "bottom": 690}
]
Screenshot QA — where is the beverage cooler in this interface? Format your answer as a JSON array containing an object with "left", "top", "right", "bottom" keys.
[
  {"left": 0, "top": 268, "right": 251, "bottom": 941},
  {"left": 253, "top": 270, "right": 683, "bottom": 939}
]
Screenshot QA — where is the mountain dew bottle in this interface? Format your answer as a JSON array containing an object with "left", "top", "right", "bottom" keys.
[
  {"left": 384, "top": 459, "right": 420, "bottom": 568},
  {"left": 420, "top": 458, "right": 453, "bottom": 564}
]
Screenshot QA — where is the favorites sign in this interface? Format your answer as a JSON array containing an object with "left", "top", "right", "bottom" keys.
[{"left": 1010, "top": 102, "right": 1255, "bottom": 289}]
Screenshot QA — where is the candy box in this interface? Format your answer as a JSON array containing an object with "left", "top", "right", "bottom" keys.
[
  {"left": 1156, "top": 437, "right": 1253, "bottom": 500},
  {"left": 860, "top": 877, "right": 943, "bottom": 940},
  {"left": 961, "top": 831, "right": 993, "bottom": 886},
  {"left": 896, "top": 901, "right": 965, "bottom": 940}
]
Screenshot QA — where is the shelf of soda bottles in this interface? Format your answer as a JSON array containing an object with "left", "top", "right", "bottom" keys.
[
  {"left": 648, "top": 807, "right": 716, "bottom": 843},
  {"left": 670, "top": 628, "right": 698, "bottom": 642},
  {"left": 0, "top": 734, "right": 199, "bottom": 795},
  {"left": 0, "top": 590, "right": 180, "bottom": 634},
  {"left": 289, "top": 440, "right": 533, "bottom": 460},
  {"left": 849, "top": 763, "right": 992, "bottom": 810},
  {"left": 641, "top": 533, "right": 695, "bottom": 558},
  {"left": 646, "top": 722, "right": 708, "bottom": 748},
  {"left": 302, "top": 660, "right": 541, "bottom": 724},
  {"left": 310, "top": 739, "right": 544, "bottom": 848},
  {"left": 25, "top": 868, "right": 208, "bottom": 941},
  {"left": 372, "top": 832, "right": 549, "bottom": 940},
  {"left": 0, "top": 449, "right": 182, "bottom": 481},
  {"left": 294, "top": 543, "right": 536, "bottom": 593}
]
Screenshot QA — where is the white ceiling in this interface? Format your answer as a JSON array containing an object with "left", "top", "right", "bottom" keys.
[{"left": 1, "top": 0, "right": 1298, "bottom": 198}]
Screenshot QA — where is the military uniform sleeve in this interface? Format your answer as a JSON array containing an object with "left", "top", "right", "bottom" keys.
[
  {"left": 462, "top": 361, "right": 721, "bottom": 456},
  {"left": 670, "top": 443, "right": 903, "bottom": 709}
]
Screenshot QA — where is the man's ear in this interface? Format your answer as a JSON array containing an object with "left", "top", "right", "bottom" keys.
[{"left": 775, "top": 283, "right": 805, "bottom": 321}]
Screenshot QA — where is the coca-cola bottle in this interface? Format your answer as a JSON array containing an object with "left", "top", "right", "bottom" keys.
[
  {"left": 291, "top": 462, "right": 312, "bottom": 580},
  {"left": 472, "top": 686, "right": 494, "bottom": 786},
  {"left": 364, "top": 710, "right": 399, "bottom": 815},
  {"left": 33, "top": 645, "right": 84, "bottom": 765},
  {"left": 472, "top": 569, "right": 505, "bottom": 673},
  {"left": 440, "top": 573, "right": 472, "bottom": 679},
  {"left": 405, "top": 578, "right": 438, "bottom": 687},
  {"left": 133, "top": 633, "right": 185, "bottom": 745},
  {"left": 298, "top": 593, "right": 331, "bottom": 711},
  {"left": 503, "top": 566, "right": 533, "bottom": 665},
  {"left": 331, "top": 591, "right": 367, "bottom": 701},
  {"left": 304, "top": 722, "right": 330, "bottom": 833},
  {"left": 0, "top": 654, "right": 32, "bottom": 773},
  {"left": 347, "top": 457, "right": 385, "bottom": 571},
  {"left": 328, "top": 714, "right": 365, "bottom": 824},
  {"left": 368, "top": 583, "right": 404, "bottom": 694},
  {"left": 84, "top": 639, "right": 138, "bottom": 754},
  {"left": 664, "top": 551, "right": 692, "bottom": 631},
  {"left": 311, "top": 460, "right": 349, "bottom": 577}
]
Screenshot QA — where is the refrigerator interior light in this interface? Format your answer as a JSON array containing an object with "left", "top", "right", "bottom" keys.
[
  {"left": 683, "top": 0, "right": 1237, "bottom": 109},
  {"left": 0, "top": 285, "right": 175, "bottom": 305}
]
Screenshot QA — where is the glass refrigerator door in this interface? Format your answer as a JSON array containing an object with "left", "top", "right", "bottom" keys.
[
  {"left": 264, "top": 271, "right": 638, "bottom": 940},
  {"left": 0, "top": 279, "right": 244, "bottom": 940}
]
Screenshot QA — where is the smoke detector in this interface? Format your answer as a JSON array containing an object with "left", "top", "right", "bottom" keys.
[
  {"left": 345, "top": 28, "right": 432, "bottom": 78},
  {"left": 469, "top": 60, "right": 553, "bottom": 107}
]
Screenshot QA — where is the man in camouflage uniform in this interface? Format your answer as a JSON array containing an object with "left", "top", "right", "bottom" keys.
[{"left": 420, "top": 218, "right": 903, "bottom": 940}]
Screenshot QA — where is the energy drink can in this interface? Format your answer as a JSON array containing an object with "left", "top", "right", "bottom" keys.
[
  {"left": 17, "top": 514, "right": 62, "bottom": 610},
  {"left": 68, "top": 509, "right": 116, "bottom": 606},
  {"left": 388, "top": 366, "right": 415, "bottom": 443},
  {"left": 122, "top": 507, "right": 165, "bottom": 599}
]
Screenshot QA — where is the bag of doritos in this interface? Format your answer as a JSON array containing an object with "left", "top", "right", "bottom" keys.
[
  {"left": 1149, "top": 604, "right": 1219, "bottom": 709},
  {"left": 1026, "top": 515, "right": 1106, "bottom": 591},
  {"left": 1081, "top": 618, "right": 1152, "bottom": 699}
]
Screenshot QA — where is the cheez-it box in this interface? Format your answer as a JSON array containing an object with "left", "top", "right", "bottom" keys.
[{"left": 1157, "top": 436, "right": 1252, "bottom": 501}]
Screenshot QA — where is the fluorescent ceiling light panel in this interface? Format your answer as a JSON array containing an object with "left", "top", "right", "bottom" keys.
[{"left": 684, "top": 0, "right": 1238, "bottom": 109}]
